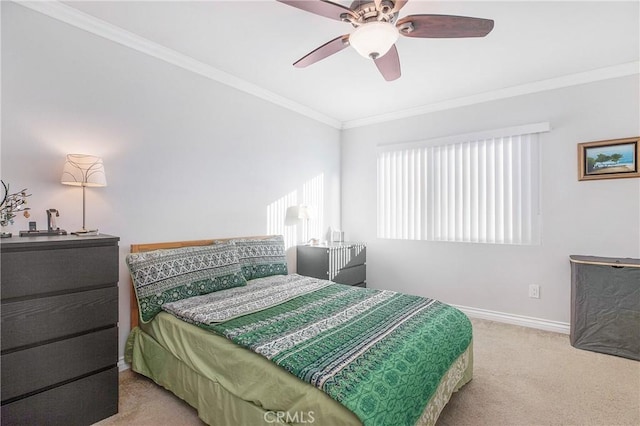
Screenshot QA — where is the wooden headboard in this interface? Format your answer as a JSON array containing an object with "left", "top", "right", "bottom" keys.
[{"left": 129, "top": 235, "right": 277, "bottom": 329}]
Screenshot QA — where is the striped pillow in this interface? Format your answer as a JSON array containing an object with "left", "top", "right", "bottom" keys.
[
  {"left": 127, "top": 242, "right": 246, "bottom": 323},
  {"left": 233, "top": 236, "right": 288, "bottom": 281}
]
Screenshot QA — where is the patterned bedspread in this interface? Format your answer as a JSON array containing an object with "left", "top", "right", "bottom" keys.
[{"left": 162, "top": 274, "right": 472, "bottom": 426}]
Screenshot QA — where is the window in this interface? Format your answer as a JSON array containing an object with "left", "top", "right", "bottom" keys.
[{"left": 377, "top": 123, "right": 549, "bottom": 245}]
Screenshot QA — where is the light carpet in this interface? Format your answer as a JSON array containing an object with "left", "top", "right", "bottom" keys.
[{"left": 95, "top": 318, "right": 640, "bottom": 426}]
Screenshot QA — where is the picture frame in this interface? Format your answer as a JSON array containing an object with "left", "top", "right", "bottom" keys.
[{"left": 577, "top": 136, "right": 640, "bottom": 181}]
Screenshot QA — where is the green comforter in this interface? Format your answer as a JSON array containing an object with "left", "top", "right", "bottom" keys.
[{"left": 162, "top": 274, "right": 472, "bottom": 426}]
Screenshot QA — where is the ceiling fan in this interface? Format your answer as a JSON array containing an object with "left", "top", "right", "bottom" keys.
[{"left": 277, "top": 0, "right": 494, "bottom": 81}]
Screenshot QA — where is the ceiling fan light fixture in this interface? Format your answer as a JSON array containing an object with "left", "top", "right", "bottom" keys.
[{"left": 349, "top": 21, "right": 399, "bottom": 59}]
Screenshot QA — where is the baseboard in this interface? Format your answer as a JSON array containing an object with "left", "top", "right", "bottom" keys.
[
  {"left": 118, "top": 356, "right": 130, "bottom": 372},
  {"left": 451, "top": 304, "right": 570, "bottom": 335}
]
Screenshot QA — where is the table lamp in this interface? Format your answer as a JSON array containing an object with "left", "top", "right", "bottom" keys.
[
  {"left": 298, "top": 204, "right": 312, "bottom": 242},
  {"left": 61, "top": 154, "right": 106, "bottom": 234}
]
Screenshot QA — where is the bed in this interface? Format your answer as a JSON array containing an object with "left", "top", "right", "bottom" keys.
[{"left": 125, "top": 235, "right": 473, "bottom": 426}]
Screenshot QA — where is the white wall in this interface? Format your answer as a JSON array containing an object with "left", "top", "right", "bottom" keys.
[
  {"left": 1, "top": 3, "right": 341, "bottom": 360},
  {"left": 342, "top": 75, "right": 640, "bottom": 325}
]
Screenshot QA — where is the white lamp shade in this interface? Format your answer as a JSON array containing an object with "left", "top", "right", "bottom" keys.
[
  {"left": 61, "top": 154, "right": 107, "bottom": 187},
  {"left": 349, "top": 22, "right": 399, "bottom": 59}
]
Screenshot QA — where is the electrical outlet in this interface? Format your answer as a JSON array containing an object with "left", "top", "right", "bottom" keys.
[{"left": 529, "top": 284, "right": 540, "bottom": 299}]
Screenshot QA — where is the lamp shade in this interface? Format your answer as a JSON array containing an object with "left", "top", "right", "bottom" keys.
[
  {"left": 61, "top": 154, "right": 107, "bottom": 187},
  {"left": 349, "top": 22, "right": 399, "bottom": 59}
]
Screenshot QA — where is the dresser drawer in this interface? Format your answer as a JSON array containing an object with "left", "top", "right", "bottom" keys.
[
  {"left": 1, "top": 327, "right": 117, "bottom": 401},
  {"left": 1, "top": 366, "right": 118, "bottom": 426},
  {"left": 339, "top": 245, "right": 366, "bottom": 268},
  {"left": 1, "top": 245, "right": 118, "bottom": 299},
  {"left": 333, "top": 264, "right": 366, "bottom": 286},
  {"left": 1, "top": 287, "right": 118, "bottom": 351}
]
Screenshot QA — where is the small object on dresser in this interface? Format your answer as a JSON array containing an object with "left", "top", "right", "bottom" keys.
[
  {"left": 19, "top": 210, "right": 68, "bottom": 236},
  {"left": 0, "top": 180, "right": 31, "bottom": 238},
  {"left": 46, "top": 208, "right": 67, "bottom": 234},
  {"left": 19, "top": 229, "right": 68, "bottom": 237}
]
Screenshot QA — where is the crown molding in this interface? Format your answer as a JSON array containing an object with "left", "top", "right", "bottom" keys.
[
  {"left": 342, "top": 61, "right": 640, "bottom": 129},
  {"left": 15, "top": 1, "right": 639, "bottom": 131},
  {"left": 15, "top": 0, "right": 342, "bottom": 129}
]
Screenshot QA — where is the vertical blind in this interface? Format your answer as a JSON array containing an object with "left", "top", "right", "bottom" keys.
[{"left": 377, "top": 124, "right": 548, "bottom": 245}]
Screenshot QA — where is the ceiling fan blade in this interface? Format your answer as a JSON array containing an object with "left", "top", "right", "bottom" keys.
[
  {"left": 374, "top": 45, "right": 401, "bottom": 81},
  {"left": 277, "top": 0, "right": 357, "bottom": 22},
  {"left": 397, "top": 14, "right": 494, "bottom": 38},
  {"left": 391, "top": 0, "right": 409, "bottom": 13},
  {"left": 293, "top": 35, "right": 350, "bottom": 68}
]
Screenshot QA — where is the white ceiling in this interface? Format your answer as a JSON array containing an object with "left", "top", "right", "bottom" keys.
[{"left": 49, "top": 1, "right": 640, "bottom": 128}]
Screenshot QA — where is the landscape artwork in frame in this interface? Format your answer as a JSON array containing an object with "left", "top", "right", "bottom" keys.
[{"left": 578, "top": 137, "right": 640, "bottom": 181}]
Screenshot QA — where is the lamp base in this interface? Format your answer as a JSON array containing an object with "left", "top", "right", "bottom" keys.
[{"left": 72, "top": 229, "right": 99, "bottom": 236}]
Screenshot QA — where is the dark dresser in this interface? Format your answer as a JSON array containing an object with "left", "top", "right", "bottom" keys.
[
  {"left": 1, "top": 234, "right": 119, "bottom": 425},
  {"left": 297, "top": 242, "right": 366, "bottom": 287}
]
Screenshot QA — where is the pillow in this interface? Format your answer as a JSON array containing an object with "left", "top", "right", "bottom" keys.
[
  {"left": 127, "top": 242, "right": 247, "bottom": 323},
  {"left": 233, "top": 236, "right": 288, "bottom": 281}
]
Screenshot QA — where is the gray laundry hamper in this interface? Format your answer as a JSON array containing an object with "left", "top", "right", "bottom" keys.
[{"left": 569, "top": 255, "right": 640, "bottom": 360}]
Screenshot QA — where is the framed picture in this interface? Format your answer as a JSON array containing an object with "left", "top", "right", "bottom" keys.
[{"left": 578, "top": 137, "right": 640, "bottom": 181}]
